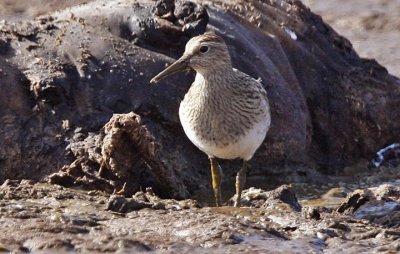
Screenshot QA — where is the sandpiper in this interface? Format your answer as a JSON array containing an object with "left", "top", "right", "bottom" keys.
[{"left": 150, "top": 33, "right": 271, "bottom": 207}]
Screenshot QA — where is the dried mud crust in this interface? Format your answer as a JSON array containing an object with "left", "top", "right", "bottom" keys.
[
  {"left": 48, "top": 112, "right": 192, "bottom": 198},
  {"left": 0, "top": 180, "right": 399, "bottom": 253}
]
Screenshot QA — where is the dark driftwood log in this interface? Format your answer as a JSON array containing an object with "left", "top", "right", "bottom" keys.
[{"left": 0, "top": 0, "right": 399, "bottom": 197}]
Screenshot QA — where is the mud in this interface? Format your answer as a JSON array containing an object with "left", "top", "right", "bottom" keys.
[
  {"left": 0, "top": 0, "right": 400, "bottom": 252},
  {"left": 1, "top": 0, "right": 399, "bottom": 191},
  {"left": 1, "top": 179, "right": 399, "bottom": 253}
]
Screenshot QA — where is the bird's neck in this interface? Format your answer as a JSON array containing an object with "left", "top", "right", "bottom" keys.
[
  {"left": 194, "top": 62, "right": 233, "bottom": 76},
  {"left": 194, "top": 68, "right": 235, "bottom": 89}
]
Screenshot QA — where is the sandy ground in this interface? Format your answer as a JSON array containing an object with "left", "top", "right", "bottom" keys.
[
  {"left": 0, "top": 0, "right": 90, "bottom": 20},
  {"left": 304, "top": 0, "right": 400, "bottom": 77}
]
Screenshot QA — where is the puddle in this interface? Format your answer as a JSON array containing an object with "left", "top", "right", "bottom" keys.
[{"left": 193, "top": 164, "right": 400, "bottom": 210}]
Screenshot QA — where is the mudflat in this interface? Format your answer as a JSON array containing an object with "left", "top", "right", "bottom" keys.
[{"left": 0, "top": 0, "right": 399, "bottom": 253}]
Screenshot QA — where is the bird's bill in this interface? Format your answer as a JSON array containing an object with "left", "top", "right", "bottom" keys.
[{"left": 150, "top": 57, "right": 190, "bottom": 84}]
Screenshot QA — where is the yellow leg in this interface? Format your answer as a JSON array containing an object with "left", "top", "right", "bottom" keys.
[
  {"left": 115, "top": 182, "right": 127, "bottom": 195},
  {"left": 98, "top": 159, "right": 107, "bottom": 177},
  {"left": 209, "top": 157, "right": 223, "bottom": 207},
  {"left": 234, "top": 161, "right": 248, "bottom": 207}
]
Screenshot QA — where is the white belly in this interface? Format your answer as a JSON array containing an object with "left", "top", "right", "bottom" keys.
[{"left": 179, "top": 107, "right": 271, "bottom": 161}]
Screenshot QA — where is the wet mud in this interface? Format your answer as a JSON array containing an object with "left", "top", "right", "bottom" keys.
[
  {"left": 1, "top": 0, "right": 399, "bottom": 189},
  {"left": 1, "top": 175, "right": 399, "bottom": 253},
  {"left": 0, "top": 0, "right": 400, "bottom": 252}
]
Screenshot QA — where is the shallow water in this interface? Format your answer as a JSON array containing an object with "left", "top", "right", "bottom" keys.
[
  {"left": 1, "top": 169, "right": 399, "bottom": 253},
  {"left": 194, "top": 164, "right": 400, "bottom": 209}
]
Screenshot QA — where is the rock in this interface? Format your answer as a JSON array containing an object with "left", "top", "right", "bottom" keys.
[
  {"left": 100, "top": 112, "right": 188, "bottom": 197},
  {"left": 23, "top": 238, "right": 74, "bottom": 252},
  {"left": 337, "top": 182, "right": 400, "bottom": 226},
  {"left": 0, "top": 0, "right": 399, "bottom": 198},
  {"left": 229, "top": 185, "right": 302, "bottom": 211},
  {"left": 111, "top": 0, "right": 208, "bottom": 51},
  {"left": 0, "top": 179, "right": 20, "bottom": 188},
  {"left": 48, "top": 158, "right": 115, "bottom": 194},
  {"left": 302, "top": 206, "right": 321, "bottom": 220},
  {"left": 327, "top": 221, "right": 351, "bottom": 232},
  {"left": 107, "top": 187, "right": 200, "bottom": 213},
  {"left": 370, "top": 182, "right": 400, "bottom": 200},
  {"left": 337, "top": 189, "right": 370, "bottom": 214},
  {"left": 316, "top": 229, "right": 338, "bottom": 241},
  {"left": 59, "top": 112, "right": 190, "bottom": 197},
  {"left": 107, "top": 195, "right": 153, "bottom": 213},
  {"left": 353, "top": 200, "right": 399, "bottom": 221}
]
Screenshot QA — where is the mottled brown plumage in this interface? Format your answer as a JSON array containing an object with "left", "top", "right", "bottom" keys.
[
  {"left": 180, "top": 69, "right": 269, "bottom": 150},
  {"left": 151, "top": 33, "right": 271, "bottom": 207}
]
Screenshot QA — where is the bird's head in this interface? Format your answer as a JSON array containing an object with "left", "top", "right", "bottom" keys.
[{"left": 150, "top": 33, "right": 232, "bottom": 84}]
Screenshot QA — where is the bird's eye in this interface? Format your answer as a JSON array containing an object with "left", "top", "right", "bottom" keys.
[{"left": 199, "top": 46, "right": 209, "bottom": 53}]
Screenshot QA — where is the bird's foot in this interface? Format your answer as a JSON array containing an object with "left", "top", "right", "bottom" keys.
[{"left": 115, "top": 182, "right": 127, "bottom": 196}]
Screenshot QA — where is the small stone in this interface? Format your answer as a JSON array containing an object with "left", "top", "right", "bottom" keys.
[{"left": 302, "top": 206, "right": 321, "bottom": 220}]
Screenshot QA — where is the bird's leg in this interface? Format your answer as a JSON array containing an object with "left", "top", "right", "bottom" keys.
[
  {"left": 98, "top": 159, "right": 107, "bottom": 178},
  {"left": 209, "top": 157, "right": 223, "bottom": 207},
  {"left": 115, "top": 182, "right": 127, "bottom": 196},
  {"left": 234, "top": 160, "right": 248, "bottom": 207}
]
